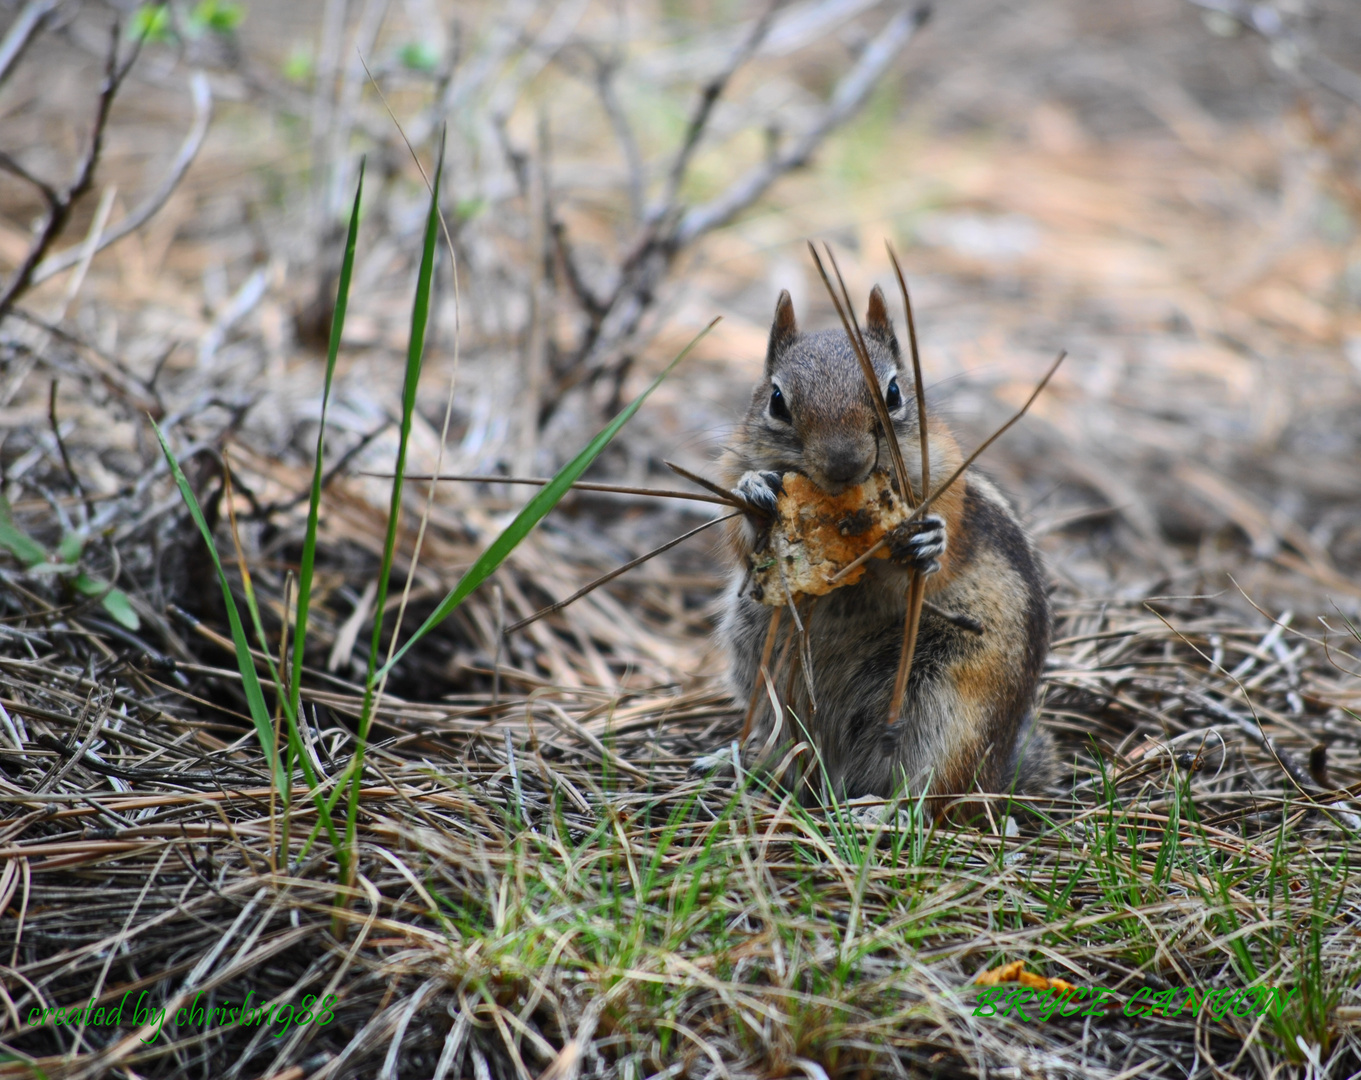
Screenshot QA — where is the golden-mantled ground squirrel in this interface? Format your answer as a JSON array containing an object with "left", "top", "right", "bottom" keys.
[{"left": 700, "top": 287, "right": 1053, "bottom": 804}]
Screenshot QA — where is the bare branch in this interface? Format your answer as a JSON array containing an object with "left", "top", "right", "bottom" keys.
[
  {"left": 325, "top": 0, "right": 391, "bottom": 222},
  {"left": 412, "top": 0, "right": 545, "bottom": 146},
  {"left": 1186, "top": 0, "right": 1361, "bottom": 111},
  {"left": 539, "top": 5, "right": 929, "bottom": 426},
  {"left": 887, "top": 242, "right": 930, "bottom": 500},
  {"left": 198, "top": 265, "right": 269, "bottom": 368},
  {"left": 48, "top": 379, "right": 91, "bottom": 520},
  {"left": 593, "top": 54, "right": 645, "bottom": 223},
  {"left": 808, "top": 242, "right": 911, "bottom": 502},
  {"left": 551, "top": 219, "right": 608, "bottom": 319},
  {"left": 653, "top": 2, "right": 778, "bottom": 223},
  {"left": 0, "top": 19, "right": 145, "bottom": 316},
  {"left": 0, "top": 151, "right": 59, "bottom": 206},
  {"left": 0, "top": 0, "right": 60, "bottom": 89},
  {"left": 486, "top": 0, "right": 592, "bottom": 130},
  {"left": 830, "top": 350, "right": 1067, "bottom": 585},
  {"left": 887, "top": 241, "right": 932, "bottom": 723},
  {"left": 923, "top": 599, "right": 984, "bottom": 635},
  {"left": 741, "top": 605, "right": 783, "bottom": 742},
  {"left": 665, "top": 460, "right": 766, "bottom": 514},
  {"left": 31, "top": 72, "right": 213, "bottom": 286},
  {"left": 808, "top": 241, "right": 927, "bottom": 727},
  {"left": 377, "top": 472, "right": 733, "bottom": 508},
  {"left": 677, "top": 5, "right": 930, "bottom": 245},
  {"left": 4, "top": 307, "right": 163, "bottom": 415}
]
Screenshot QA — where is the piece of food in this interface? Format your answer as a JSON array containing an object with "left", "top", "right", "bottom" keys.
[
  {"left": 748, "top": 470, "right": 909, "bottom": 606},
  {"left": 972, "top": 960, "right": 1078, "bottom": 996}
]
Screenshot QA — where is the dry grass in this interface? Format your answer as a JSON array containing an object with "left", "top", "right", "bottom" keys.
[{"left": 0, "top": 586, "right": 1360, "bottom": 1077}]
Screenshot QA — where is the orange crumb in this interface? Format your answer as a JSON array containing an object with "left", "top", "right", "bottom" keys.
[
  {"left": 973, "top": 960, "right": 1078, "bottom": 996},
  {"left": 750, "top": 471, "right": 909, "bottom": 605}
]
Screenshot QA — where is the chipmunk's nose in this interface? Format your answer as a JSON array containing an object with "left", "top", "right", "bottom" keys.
[{"left": 819, "top": 436, "right": 874, "bottom": 488}]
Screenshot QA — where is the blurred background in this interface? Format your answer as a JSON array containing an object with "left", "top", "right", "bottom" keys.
[{"left": 4, "top": 0, "right": 1361, "bottom": 694}]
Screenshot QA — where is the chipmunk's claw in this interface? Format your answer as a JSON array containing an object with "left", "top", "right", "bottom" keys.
[
  {"left": 735, "top": 470, "right": 783, "bottom": 517},
  {"left": 887, "top": 513, "right": 946, "bottom": 575}
]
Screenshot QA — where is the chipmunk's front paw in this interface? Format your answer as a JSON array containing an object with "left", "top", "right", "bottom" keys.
[
  {"left": 886, "top": 514, "right": 946, "bottom": 575},
  {"left": 735, "top": 470, "right": 784, "bottom": 517}
]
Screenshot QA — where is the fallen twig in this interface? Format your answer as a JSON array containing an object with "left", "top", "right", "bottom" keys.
[
  {"left": 830, "top": 350, "right": 1067, "bottom": 585},
  {"left": 369, "top": 471, "right": 734, "bottom": 508},
  {"left": 504, "top": 513, "right": 739, "bottom": 634}
]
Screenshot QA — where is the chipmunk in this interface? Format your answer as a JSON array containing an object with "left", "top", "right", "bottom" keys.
[{"left": 700, "top": 287, "right": 1052, "bottom": 805}]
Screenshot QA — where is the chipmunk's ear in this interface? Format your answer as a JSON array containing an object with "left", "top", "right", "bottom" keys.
[
  {"left": 865, "top": 285, "right": 897, "bottom": 342},
  {"left": 765, "top": 289, "right": 798, "bottom": 374}
]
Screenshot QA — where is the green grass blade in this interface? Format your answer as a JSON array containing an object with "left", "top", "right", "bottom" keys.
[
  {"left": 152, "top": 423, "right": 284, "bottom": 789},
  {"left": 154, "top": 427, "right": 346, "bottom": 862},
  {"left": 344, "top": 144, "right": 444, "bottom": 870},
  {"left": 291, "top": 159, "right": 364, "bottom": 721},
  {"left": 0, "top": 498, "right": 46, "bottom": 567},
  {"left": 375, "top": 315, "right": 719, "bottom": 682},
  {"left": 72, "top": 573, "right": 140, "bottom": 630}
]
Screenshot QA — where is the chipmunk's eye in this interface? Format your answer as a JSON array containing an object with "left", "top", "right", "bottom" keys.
[
  {"left": 769, "top": 384, "right": 792, "bottom": 423},
  {"left": 885, "top": 377, "right": 902, "bottom": 411}
]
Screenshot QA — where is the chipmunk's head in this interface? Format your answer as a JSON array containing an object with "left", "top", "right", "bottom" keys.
[{"left": 747, "top": 287, "right": 917, "bottom": 494}]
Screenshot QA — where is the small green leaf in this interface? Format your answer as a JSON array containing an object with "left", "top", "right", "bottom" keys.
[
  {"left": 188, "top": 0, "right": 245, "bottom": 35},
  {"left": 399, "top": 40, "right": 440, "bottom": 72},
  {"left": 56, "top": 532, "right": 84, "bottom": 564},
  {"left": 72, "top": 573, "right": 104, "bottom": 597},
  {"left": 0, "top": 500, "right": 45, "bottom": 568},
  {"left": 101, "top": 588, "right": 141, "bottom": 630},
  {"left": 24, "top": 562, "right": 66, "bottom": 575},
  {"left": 129, "top": 5, "right": 175, "bottom": 44},
  {"left": 70, "top": 574, "right": 140, "bottom": 630},
  {"left": 455, "top": 197, "right": 485, "bottom": 224},
  {"left": 283, "top": 45, "right": 314, "bottom": 83}
]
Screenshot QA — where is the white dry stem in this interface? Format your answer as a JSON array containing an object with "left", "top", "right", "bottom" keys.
[
  {"left": 32, "top": 73, "right": 213, "bottom": 285},
  {"left": 49, "top": 183, "right": 115, "bottom": 323}
]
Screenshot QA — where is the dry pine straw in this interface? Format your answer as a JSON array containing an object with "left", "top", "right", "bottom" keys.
[{"left": 0, "top": 584, "right": 1359, "bottom": 1080}]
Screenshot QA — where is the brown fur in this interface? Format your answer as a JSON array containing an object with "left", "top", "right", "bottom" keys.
[{"left": 709, "top": 287, "right": 1053, "bottom": 806}]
